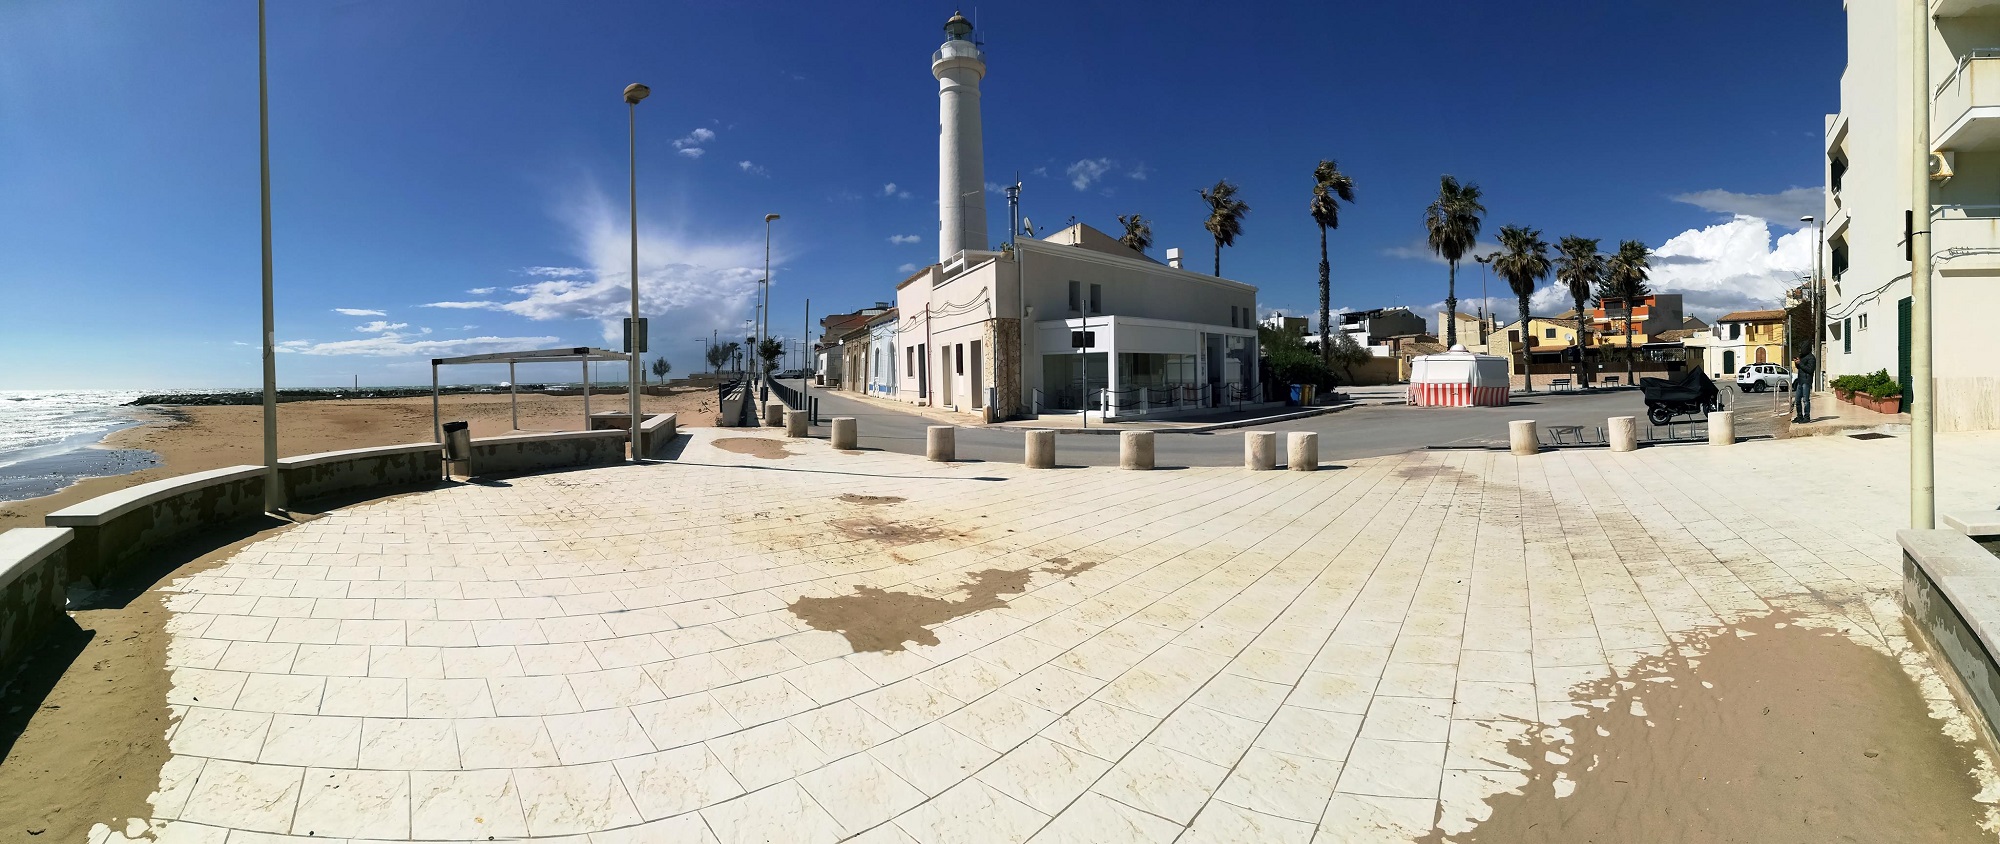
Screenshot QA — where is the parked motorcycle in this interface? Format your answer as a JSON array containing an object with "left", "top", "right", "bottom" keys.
[{"left": 1639, "top": 369, "right": 1723, "bottom": 426}]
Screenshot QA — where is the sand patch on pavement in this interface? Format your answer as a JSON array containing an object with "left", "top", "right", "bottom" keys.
[
  {"left": 1429, "top": 614, "right": 1998, "bottom": 843},
  {"left": 828, "top": 515, "right": 948, "bottom": 546},
  {"left": 788, "top": 559, "right": 1098, "bottom": 652},
  {"left": 836, "top": 494, "right": 905, "bottom": 505},
  {"left": 713, "top": 437, "right": 793, "bottom": 459}
]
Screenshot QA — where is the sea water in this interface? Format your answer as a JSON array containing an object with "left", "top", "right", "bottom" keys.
[{"left": 0, "top": 390, "right": 163, "bottom": 502}]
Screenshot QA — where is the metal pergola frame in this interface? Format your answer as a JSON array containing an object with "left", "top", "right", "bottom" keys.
[{"left": 429, "top": 346, "right": 631, "bottom": 442}]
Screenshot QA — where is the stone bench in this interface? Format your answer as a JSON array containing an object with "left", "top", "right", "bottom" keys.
[
  {"left": 468, "top": 430, "right": 627, "bottom": 477},
  {"left": 587, "top": 412, "right": 679, "bottom": 458},
  {"left": 0, "top": 527, "right": 73, "bottom": 670},
  {"left": 1944, "top": 510, "right": 2000, "bottom": 539},
  {"left": 46, "top": 464, "right": 268, "bottom": 587},
  {"left": 1901, "top": 528, "right": 2000, "bottom": 742},
  {"left": 277, "top": 442, "right": 442, "bottom": 505}
]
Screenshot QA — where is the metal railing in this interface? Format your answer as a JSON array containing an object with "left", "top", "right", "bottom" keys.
[{"left": 765, "top": 376, "right": 819, "bottom": 424}]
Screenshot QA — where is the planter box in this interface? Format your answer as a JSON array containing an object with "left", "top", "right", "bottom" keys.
[
  {"left": 1835, "top": 388, "right": 1854, "bottom": 402},
  {"left": 1858, "top": 393, "right": 1903, "bottom": 414}
]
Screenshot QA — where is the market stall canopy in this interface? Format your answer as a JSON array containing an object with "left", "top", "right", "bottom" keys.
[{"left": 1408, "top": 344, "right": 1510, "bottom": 407}]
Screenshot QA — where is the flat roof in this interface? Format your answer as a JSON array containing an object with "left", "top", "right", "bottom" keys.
[{"left": 431, "top": 346, "right": 630, "bottom": 366}]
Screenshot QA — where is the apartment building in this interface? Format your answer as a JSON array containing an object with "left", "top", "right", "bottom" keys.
[{"left": 1824, "top": 0, "right": 2000, "bottom": 428}]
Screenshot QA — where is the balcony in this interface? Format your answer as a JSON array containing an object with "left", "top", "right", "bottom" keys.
[
  {"left": 1935, "top": 51, "right": 2000, "bottom": 150},
  {"left": 1931, "top": 205, "right": 2000, "bottom": 275},
  {"left": 1934, "top": 0, "right": 2000, "bottom": 16}
]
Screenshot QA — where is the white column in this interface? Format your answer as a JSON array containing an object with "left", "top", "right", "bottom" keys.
[{"left": 933, "top": 36, "right": 988, "bottom": 263}]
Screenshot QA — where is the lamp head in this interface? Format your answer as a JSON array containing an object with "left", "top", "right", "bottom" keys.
[
  {"left": 623, "top": 83, "right": 651, "bottom": 105},
  {"left": 1799, "top": 215, "right": 1815, "bottom": 223},
  {"left": 764, "top": 213, "right": 781, "bottom": 223}
]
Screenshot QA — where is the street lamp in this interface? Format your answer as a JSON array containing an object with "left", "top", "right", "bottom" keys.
[
  {"left": 760, "top": 213, "right": 780, "bottom": 402},
  {"left": 1801, "top": 214, "right": 1824, "bottom": 392},
  {"left": 257, "top": 0, "right": 284, "bottom": 512},
  {"left": 624, "top": 82, "right": 649, "bottom": 461}
]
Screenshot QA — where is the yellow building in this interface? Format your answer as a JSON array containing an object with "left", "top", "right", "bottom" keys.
[{"left": 1707, "top": 310, "right": 1788, "bottom": 374}]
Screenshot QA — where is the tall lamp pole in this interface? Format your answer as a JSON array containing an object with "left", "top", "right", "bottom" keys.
[
  {"left": 257, "top": 0, "right": 284, "bottom": 513},
  {"left": 624, "top": 83, "right": 649, "bottom": 461},
  {"left": 1909, "top": 0, "right": 1936, "bottom": 529},
  {"left": 1802, "top": 215, "right": 1824, "bottom": 392},
  {"left": 760, "top": 213, "right": 780, "bottom": 401}
]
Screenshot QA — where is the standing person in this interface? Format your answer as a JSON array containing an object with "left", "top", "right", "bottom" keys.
[{"left": 1791, "top": 351, "right": 1817, "bottom": 423}]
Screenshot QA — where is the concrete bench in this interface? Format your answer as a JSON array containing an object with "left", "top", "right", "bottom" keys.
[
  {"left": 1901, "top": 529, "right": 2000, "bottom": 742},
  {"left": 1944, "top": 510, "right": 2000, "bottom": 539},
  {"left": 468, "top": 430, "right": 627, "bottom": 477},
  {"left": 0, "top": 527, "right": 73, "bottom": 671},
  {"left": 586, "top": 412, "right": 680, "bottom": 458},
  {"left": 277, "top": 442, "right": 441, "bottom": 505},
  {"left": 46, "top": 464, "right": 268, "bottom": 587}
]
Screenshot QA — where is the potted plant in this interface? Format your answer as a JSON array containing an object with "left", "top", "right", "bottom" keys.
[
  {"left": 1830, "top": 373, "right": 1861, "bottom": 403},
  {"left": 1857, "top": 369, "right": 1902, "bottom": 414}
]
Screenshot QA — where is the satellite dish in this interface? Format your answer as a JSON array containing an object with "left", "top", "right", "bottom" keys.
[{"left": 1022, "top": 217, "right": 1033, "bottom": 236}]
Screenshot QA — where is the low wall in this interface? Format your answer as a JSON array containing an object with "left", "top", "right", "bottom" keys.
[
  {"left": 45, "top": 465, "right": 268, "bottom": 587},
  {"left": 469, "top": 430, "right": 627, "bottom": 477},
  {"left": 585, "top": 412, "right": 679, "bottom": 458},
  {"left": 278, "top": 442, "right": 441, "bottom": 505},
  {"left": 1901, "top": 528, "right": 2000, "bottom": 743},
  {"left": 0, "top": 528, "right": 72, "bottom": 671}
]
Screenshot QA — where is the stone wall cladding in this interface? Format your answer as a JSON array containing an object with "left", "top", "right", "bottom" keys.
[
  {"left": 0, "top": 529, "right": 71, "bottom": 673},
  {"left": 987, "top": 317, "right": 1023, "bottom": 420},
  {"left": 279, "top": 443, "right": 442, "bottom": 506},
  {"left": 1901, "top": 528, "right": 2000, "bottom": 742},
  {"left": 47, "top": 467, "right": 267, "bottom": 588},
  {"left": 468, "top": 430, "right": 627, "bottom": 477}
]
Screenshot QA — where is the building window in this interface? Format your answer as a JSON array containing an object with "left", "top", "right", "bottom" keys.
[
  {"left": 1858, "top": 313, "right": 1868, "bottom": 331},
  {"left": 1089, "top": 283, "right": 1103, "bottom": 314},
  {"left": 1843, "top": 319, "right": 1851, "bottom": 353},
  {"left": 1543, "top": 327, "right": 1556, "bottom": 339},
  {"left": 955, "top": 343, "right": 964, "bottom": 374},
  {"left": 1229, "top": 307, "right": 1238, "bottom": 328},
  {"left": 907, "top": 346, "right": 916, "bottom": 379},
  {"left": 1068, "top": 281, "right": 1081, "bottom": 312},
  {"left": 1830, "top": 153, "right": 1847, "bottom": 194},
  {"left": 1730, "top": 324, "right": 1741, "bottom": 340}
]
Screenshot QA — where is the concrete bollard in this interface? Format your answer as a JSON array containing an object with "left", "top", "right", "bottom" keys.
[
  {"left": 927, "top": 426, "right": 955, "bottom": 462},
  {"left": 1608, "top": 416, "right": 1638, "bottom": 452},
  {"left": 1245, "top": 431, "right": 1277, "bottom": 470},
  {"left": 1708, "top": 410, "right": 1735, "bottom": 446},
  {"left": 763, "top": 402, "right": 784, "bottom": 427},
  {"left": 1509, "top": 420, "right": 1539, "bottom": 456},
  {"left": 831, "top": 417, "right": 857, "bottom": 450},
  {"left": 1025, "top": 429, "right": 1056, "bottom": 469},
  {"left": 785, "top": 409, "right": 807, "bottom": 438},
  {"left": 1120, "top": 431, "right": 1155, "bottom": 470},
  {"left": 1287, "top": 431, "right": 1319, "bottom": 472}
]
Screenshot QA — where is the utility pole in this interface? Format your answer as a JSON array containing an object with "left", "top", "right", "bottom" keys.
[
  {"left": 1910, "top": 0, "right": 1936, "bottom": 529},
  {"left": 257, "top": 0, "right": 284, "bottom": 513}
]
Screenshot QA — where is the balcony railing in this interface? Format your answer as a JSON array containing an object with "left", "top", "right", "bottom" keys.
[{"left": 1934, "top": 50, "right": 2000, "bottom": 149}]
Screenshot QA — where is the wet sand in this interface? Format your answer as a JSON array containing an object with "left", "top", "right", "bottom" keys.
[
  {"left": 0, "top": 389, "right": 719, "bottom": 530},
  {"left": 1428, "top": 614, "right": 1998, "bottom": 843}
]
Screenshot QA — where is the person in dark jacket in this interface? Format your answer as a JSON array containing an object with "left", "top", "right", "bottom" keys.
[{"left": 1791, "top": 351, "right": 1817, "bottom": 423}]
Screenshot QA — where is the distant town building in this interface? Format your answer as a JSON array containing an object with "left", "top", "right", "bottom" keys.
[
  {"left": 1261, "top": 314, "right": 1308, "bottom": 336},
  {"left": 1590, "top": 293, "right": 1683, "bottom": 349},
  {"left": 1704, "top": 309, "right": 1788, "bottom": 376},
  {"left": 1339, "top": 308, "right": 1426, "bottom": 356}
]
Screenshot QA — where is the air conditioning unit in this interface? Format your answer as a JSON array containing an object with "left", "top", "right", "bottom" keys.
[{"left": 1931, "top": 150, "right": 1956, "bottom": 181}]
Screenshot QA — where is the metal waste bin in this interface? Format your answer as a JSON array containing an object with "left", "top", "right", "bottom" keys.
[{"left": 442, "top": 421, "right": 472, "bottom": 463}]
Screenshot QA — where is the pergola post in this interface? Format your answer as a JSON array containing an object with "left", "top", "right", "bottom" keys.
[
  {"left": 582, "top": 359, "right": 592, "bottom": 429},
  {"left": 430, "top": 361, "right": 441, "bottom": 443},
  {"left": 509, "top": 361, "right": 518, "bottom": 431}
]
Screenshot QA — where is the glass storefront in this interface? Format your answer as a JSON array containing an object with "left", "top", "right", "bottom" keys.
[
  {"left": 1116, "top": 353, "right": 1198, "bottom": 389},
  {"left": 1042, "top": 352, "right": 1107, "bottom": 410}
]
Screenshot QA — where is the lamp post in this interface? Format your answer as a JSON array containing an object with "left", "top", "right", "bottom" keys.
[
  {"left": 624, "top": 82, "right": 649, "bottom": 461},
  {"left": 257, "top": 0, "right": 284, "bottom": 512},
  {"left": 760, "top": 213, "right": 780, "bottom": 402},
  {"left": 1801, "top": 215, "right": 1824, "bottom": 392},
  {"left": 1908, "top": 1, "right": 1936, "bottom": 529}
]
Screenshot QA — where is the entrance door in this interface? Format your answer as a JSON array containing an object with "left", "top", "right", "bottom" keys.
[
  {"left": 1898, "top": 297, "right": 1913, "bottom": 413},
  {"left": 1722, "top": 350, "right": 1735, "bottom": 374},
  {"left": 939, "top": 347, "right": 953, "bottom": 407},
  {"left": 1206, "top": 334, "right": 1225, "bottom": 407},
  {"left": 1754, "top": 346, "right": 1767, "bottom": 364},
  {"left": 970, "top": 340, "right": 984, "bottom": 408}
]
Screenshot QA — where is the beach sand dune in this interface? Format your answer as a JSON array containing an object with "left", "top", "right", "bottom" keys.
[{"left": 0, "top": 388, "right": 720, "bottom": 530}]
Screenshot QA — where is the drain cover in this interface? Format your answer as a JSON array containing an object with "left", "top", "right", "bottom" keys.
[{"left": 1849, "top": 432, "right": 1893, "bottom": 440}]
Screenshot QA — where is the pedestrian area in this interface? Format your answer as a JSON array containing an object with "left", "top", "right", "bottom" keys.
[{"left": 110, "top": 428, "right": 2000, "bottom": 843}]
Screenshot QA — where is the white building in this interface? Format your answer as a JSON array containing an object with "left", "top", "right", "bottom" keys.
[
  {"left": 888, "top": 13, "right": 1264, "bottom": 421},
  {"left": 1824, "top": 0, "right": 2000, "bottom": 429}
]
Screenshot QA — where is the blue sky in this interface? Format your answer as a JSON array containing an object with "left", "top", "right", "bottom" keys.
[{"left": 0, "top": 1, "right": 1841, "bottom": 389}]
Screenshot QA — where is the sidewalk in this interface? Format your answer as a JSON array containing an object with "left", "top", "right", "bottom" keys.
[
  {"left": 1784, "top": 390, "right": 1911, "bottom": 437},
  {"left": 806, "top": 382, "right": 1358, "bottom": 434}
]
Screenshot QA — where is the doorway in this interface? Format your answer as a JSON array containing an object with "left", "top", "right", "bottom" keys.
[
  {"left": 970, "top": 340, "right": 984, "bottom": 408},
  {"left": 1722, "top": 349, "right": 1736, "bottom": 374}
]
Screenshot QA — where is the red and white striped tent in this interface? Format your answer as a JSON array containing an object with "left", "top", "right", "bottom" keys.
[{"left": 1408, "top": 345, "right": 1510, "bottom": 407}]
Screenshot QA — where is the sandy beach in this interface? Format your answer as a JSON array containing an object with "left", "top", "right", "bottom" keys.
[{"left": 0, "top": 387, "right": 721, "bottom": 530}]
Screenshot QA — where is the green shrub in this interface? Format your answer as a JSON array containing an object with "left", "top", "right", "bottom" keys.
[
  {"left": 1859, "top": 369, "right": 1902, "bottom": 398},
  {"left": 1830, "top": 373, "right": 1865, "bottom": 393}
]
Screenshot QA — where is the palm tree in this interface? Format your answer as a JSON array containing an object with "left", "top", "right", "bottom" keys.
[
  {"left": 1198, "top": 179, "right": 1250, "bottom": 276},
  {"left": 1554, "top": 236, "right": 1604, "bottom": 388},
  {"left": 1424, "top": 175, "right": 1486, "bottom": 346},
  {"left": 1309, "top": 160, "right": 1356, "bottom": 368},
  {"left": 1602, "top": 239, "right": 1653, "bottom": 385},
  {"left": 1116, "top": 214, "right": 1153, "bottom": 255},
  {"left": 1491, "top": 225, "right": 1552, "bottom": 392}
]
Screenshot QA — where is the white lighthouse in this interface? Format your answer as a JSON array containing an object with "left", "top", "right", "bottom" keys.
[{"left": 933, "top": 11, "right": 988, "bottom": 264}]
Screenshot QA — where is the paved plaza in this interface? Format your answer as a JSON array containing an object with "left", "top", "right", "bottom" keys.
[{"left": 104, "top": 427, "right": 2000, "bottom": 843}]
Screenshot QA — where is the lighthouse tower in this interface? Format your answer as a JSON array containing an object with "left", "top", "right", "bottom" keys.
[{"left": 933, "top": 12, "right": 988, "bottom": 264}]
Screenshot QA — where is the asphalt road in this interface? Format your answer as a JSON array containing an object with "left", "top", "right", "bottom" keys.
[{"left": 780, "top": 380, "right": 1788, "bottom": 468}]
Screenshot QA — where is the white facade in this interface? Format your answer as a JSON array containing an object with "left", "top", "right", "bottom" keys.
[
  {"left": 866, "top": 312, "right": 899, "bottom": 397},
  {"left": 933, "top": 15, "right": 988, "bottom": 264},
  {"left": 1825, "top": 0, "right": 2000, "bottom": 430}
]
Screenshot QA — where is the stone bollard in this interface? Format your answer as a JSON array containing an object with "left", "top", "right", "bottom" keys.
[
  {"left": 1244, "top": 431, "right": 1277, "bottom": 471},
  {"left": 1025, "top": 429, "right": 1056, "bottom": 469},
  {"left": 831, "top": 417, "right": 858, "bottom": 450},
  {"left": 1120, "top": 431, "right": 1155, "bottom": 470},
  {"left": 1608, "top": 416, "right": 1638, "bottom": 452},
  {"left": 763, "top": 402, "right": 784, "bottom": 427},
  {"left": 927, "top": 426, "right": 955, "bottom": 462},
  {"left": 785, "top": 409, "right": 807, "bottom": 438},
  {"left": 1287, "top": 431, "right": 1319, "bottom": 472},
  {"left": 1708, "top": 410, "right": 1735, "bottom": 446},
  {"left": 1509, "top": 420, "right": 1539, "bottom": 456}
]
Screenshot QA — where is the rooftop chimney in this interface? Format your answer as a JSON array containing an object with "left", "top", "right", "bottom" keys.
[{"left": 1166, "top": 247, "right": 1183, "bottom": 270}]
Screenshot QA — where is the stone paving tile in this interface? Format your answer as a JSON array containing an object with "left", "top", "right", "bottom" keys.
[{"left": 87, "top": 427, "right": 2000, "bottom": 842}]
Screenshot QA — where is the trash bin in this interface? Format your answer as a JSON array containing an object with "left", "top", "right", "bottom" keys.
[
  {"left": 1288, "top": 384, "right": 1303, "bottom": 406},
  {"left": 442, "top": 421, "right": 471, "bottom": 463}
]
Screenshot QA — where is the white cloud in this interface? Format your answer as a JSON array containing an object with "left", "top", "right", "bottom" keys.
[
  {"left": 672, "top": 127, "right": 715, "bottom": 159},
  {"left": 466, "top": 287, "right": 496, "bottom": 294},
  {"left": 880, "top": 182, "right": 909, "bottom": 199},
  {"left": 1381, "top": 238, "right": 1503, "bottom": 265},
  {"left": 333, "top": 307, "right": 386, "bottom": 316},
  {"left": 678, "top": 148, "right": 705, "bottom": 159},
  {"left": 738, "top": 160, "right": 768, "bottom": 176},
  {"left": 355, "top": 320, "right": 408, "bottom": 333},
  {"left": 421, "top": 300, "right": 499, "bottom": 310},
  {"left": 522, "top": 266, "right": 586, "bottom": 278},
  {"left": 1645, "top": 214, "right": 1811, "bottom": 319},
  {"left": 1128, "top": 162, "right": 1150, "bottom": 181},
  {"left": 897, "top": 263, "right": 920, "bottom": 274},
  {"left": 984, "top": 181, "right": 1008, "bottom": 193},
  {"left": 1030, "top": 166, "right": 1049, "bottom": 178},
  {"left": 1067, "top": 158, "right": 1115, "bottom": 191},
  {"left": 277, "top": 333, "right": 564, "bottom": 357},
  {"left": 1671, "top": 187, "right": 1819, "bottom": 228},
  {"left": 888, "top": 234, "right": 921, "bottom": 245}
]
